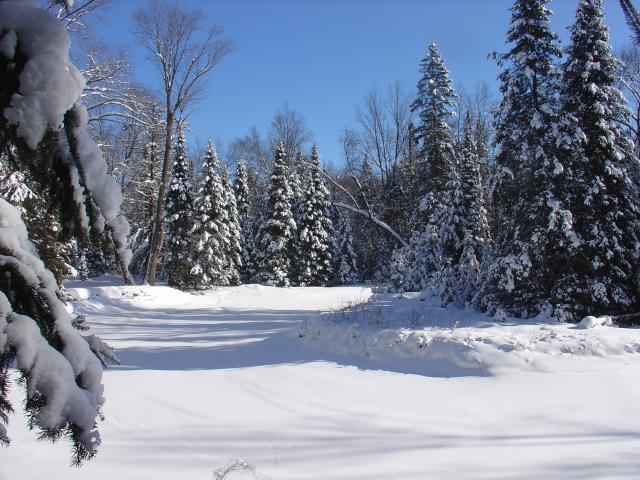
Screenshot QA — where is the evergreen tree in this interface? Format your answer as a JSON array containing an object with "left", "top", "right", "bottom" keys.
[
  {"left": 552, "top": 0, "right": 640, "bottom": 320},
  {"left": 392, "top": 43, "right": 460, "bottom": 293},
  {"left": 255, "top": 142, "right": 296, "bottom": 287},
  {"left": 0, "top": 168, "right": 72, "bottom": 284},
  {"left": 334, "top": 212, "right": 358, "bottom": 285},
  {"left": 296, "top": 145, "right": 335, "bottom": 286},
  {"left": 221, "top": 165, "right": 242, "bottom": 286},
  {"left": 164, "top": 130, "right": 196, "bottom": 288},
  {"left": 234, "top": 157, "right": 256, "bottom": 282},
  {"left": 0, "top": 1, "right": 125, "bottom": 460},
  {"left": 411, "top": 42, "right": 458, "bottom": 198},
  {"left": 288, "top": 151, "right": 305, "bottom": 284},
  {"left": 476, "top": 0, "right": 570, "bottom": 318},
  {"left": 442, "top": 113, "right": 490, "bottom": 305},
  {"left": 190, "top": 141, "right": 228, "bottom": 288}
]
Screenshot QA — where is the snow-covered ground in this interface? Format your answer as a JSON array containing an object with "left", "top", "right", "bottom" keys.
[{"left": 3, "top": 279, "right": 640, "bottom": 479}]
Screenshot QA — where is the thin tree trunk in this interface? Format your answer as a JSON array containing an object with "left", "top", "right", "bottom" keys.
[{"left": 144, "top": 110, "right": 175, "bottom": 285}]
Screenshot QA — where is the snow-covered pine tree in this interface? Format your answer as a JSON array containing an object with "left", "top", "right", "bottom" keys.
[
  {"left": 0, "top": 0, "right": 125, "bottom": 461},
  {"left": 0, "top": 166, "right": 73, "bottom": 284},
  {"left": 475, "top": 0, "right": 573, "bottom": 319},
  {"left": 411, "top": 42, "right": 459, "bottom": 199},
  {"left": 221, "top": 165, "right": 242, "bottom": 286},
  {"left": 255, "top": 142, "right": 296, "bottom": 287},
  {"left": 296, "top": 145, "right": 335, "bottom": 286},
  {"left": 391, "top": 43, "right": 459, "bottom": 293},
  {"left": 164, "top": 130, "right": 196, "bottom": 288},
  {"left": 234, "top": 157, "right": 256, "bottom": 282},
  {"left": 334, "top": 211, "right": 358, "bottom": 285},
  {"left": 190, "top": 140, "right": 228, "bottom": 288},
  {"left": 443, "top": 112, "right": 491, "bottom": 305},
  {"left": 552, "top": 0, "right": 640, "bottom": 320},
  {"left": 288, "top": 150, "right": 305, "bottom": 284}
]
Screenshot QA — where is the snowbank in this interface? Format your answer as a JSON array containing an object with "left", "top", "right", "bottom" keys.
[{"left": 300, "top": 292, "right": 640, "bottom": 375}]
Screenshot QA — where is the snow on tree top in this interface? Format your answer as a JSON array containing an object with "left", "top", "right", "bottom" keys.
[{"left": 0, "top": 1, "right": 85, "bottom": 149}]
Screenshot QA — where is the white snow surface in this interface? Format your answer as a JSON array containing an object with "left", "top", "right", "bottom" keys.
[{"left": 3, "top": 279, "right": 640, "bottom": 479}]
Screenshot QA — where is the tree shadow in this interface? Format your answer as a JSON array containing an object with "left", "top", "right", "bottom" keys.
[{"left": 77, "top": 297, "right": 488, "bottom": 378}]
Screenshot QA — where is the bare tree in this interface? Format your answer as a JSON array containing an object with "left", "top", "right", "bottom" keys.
[
  {"left": 134, "top": 0, "right": 232, "bottom": 284},
  {"left": 618, "top": 44, "right": 640, "bottom": 150},
  {"left": 355, "top": 82, "right": 413, "bottom": 184},
  {"left": 621, "top": 0, "right": 640, "bottom": 45},
  {"left": 41, "top": 0, "right": 111, "bottom": 33},
  {"left": 267, "top": 103, "right": 313, "bottom": 163},
  {"left": 228, "top": 126, "right": 270, "bottom": 177}
]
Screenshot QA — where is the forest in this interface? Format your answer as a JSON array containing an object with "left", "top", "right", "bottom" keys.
[{"left": 1, "top": 0, "right": 640, "bottom": 478}]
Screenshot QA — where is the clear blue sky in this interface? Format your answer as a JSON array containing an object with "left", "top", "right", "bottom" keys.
[{"left": 94, "top": 0, "right": 632, "bottom": 166}]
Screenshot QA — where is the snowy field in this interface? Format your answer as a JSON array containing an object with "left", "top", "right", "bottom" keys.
[{"left": 3, "top": 278, "right": 640, "bottom": 479}]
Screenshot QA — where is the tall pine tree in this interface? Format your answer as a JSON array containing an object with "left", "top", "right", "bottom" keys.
[
  {"left": 190, "top": 140, "right": 228, "bottom": 288},
  {"left": 476, "top": 0, "right": 571, "bottom": 318},
  {"left": 296, "top": 145, "right": 335, "bottom": 286},
  {"left": 255, "top": 142, "right": 296, "bottom": 287},
  {"left": 411, "top": 43, "right": 459, "bottom": 199},
  {"left": 334, "top": 211, "right": 359, "bottom": 285},
  {"left": 392, "top": 43, "right": 460, "bottom": 293},
  {"left": 552, "top": 0, "right": 640, "bottom": 320},
  {"left": 443, "top": 113, "right": 490, "bottom": 305},
  {"left": 164, "top": 130, "right": 196, "bottom": 288},
  {"left": 222, "top": 165, "right": 242, "bottom": 286},
  {"left": 234, "top": 157, "right": 256, "bottom": 283}
]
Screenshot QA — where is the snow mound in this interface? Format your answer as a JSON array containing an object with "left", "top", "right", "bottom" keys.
[
  {"left": 300, "top": 292, "right": 640, "bottom": 375},
  {"left": 577, "top": 315, "right": 613, "bottom": 329}
]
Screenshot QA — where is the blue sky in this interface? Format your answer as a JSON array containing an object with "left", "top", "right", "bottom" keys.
[{"left": 95, "top": 0, "right": 633, "bottom": 166}]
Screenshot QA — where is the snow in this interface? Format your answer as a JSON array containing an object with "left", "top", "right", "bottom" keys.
[
  {"left": 2, "top": 278, "right": 640, "bottom": 478},
  {"left": 0, "top": 1, "right": 85, "bottom": 149},
  {"left": 0, "top": 199, "right": 105, "bottom": 450},
  {"left": 0, "top": 30, "right": 17, "bottom": 58},
  {"left": 69, "top": 104, "right": 131, "bottom": 258}
]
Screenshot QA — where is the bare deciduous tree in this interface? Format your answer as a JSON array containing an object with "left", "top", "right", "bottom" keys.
[
  {"left": 267, "top": 103, "right": 313, "bottom": 163},
  {"left": 134, "top": 0, "right": 233, "bottom": 284},
  {"left": 41, "top": 0, "right": 111, "bottom": 33}
]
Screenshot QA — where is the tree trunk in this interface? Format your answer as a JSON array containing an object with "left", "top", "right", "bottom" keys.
[{"left": 144, "top": 110, "right": 175, "bottom": 285}]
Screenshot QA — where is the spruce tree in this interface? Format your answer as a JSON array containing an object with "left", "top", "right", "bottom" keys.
[
  {"left": 392, "top": 43, "right": 459, "bottom": 293},
  {"left": 411, "top": 42, "right": 458, "bottom": 198},
  {"left": 221, "top": 165, "right": 242, "bottom": 286},
  {"left": 190, "top": 141, "right": 228, "bottom": 288},
  {"left": 444, "top": 113, "right": 491, "bottom": 305},
  {"left": 0, "top": 1, "right": 126, "bottom": 459},
  {"left": 296, "top": 145, "right": 335, "bottom": 286},
  {"left": 476, "top": 0, "right": 571, "bottom": 318},
  {"left": 164, "top": 130, "right": 196, "bottom": 288},
  {"left": 234, "top": 157, "right": 256, "bottom": 282},
  {"left": 552, "top": 0, "right": 640, "bottom": 320},
  {"left": 334, "top": 212, "right": 358, "bottom": 285},
  {"left": 0, "top": 168, "right": 72, "bottom": 284},
  {"left": 255, "top": 142, "right": 296, "bottom": 287}
]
